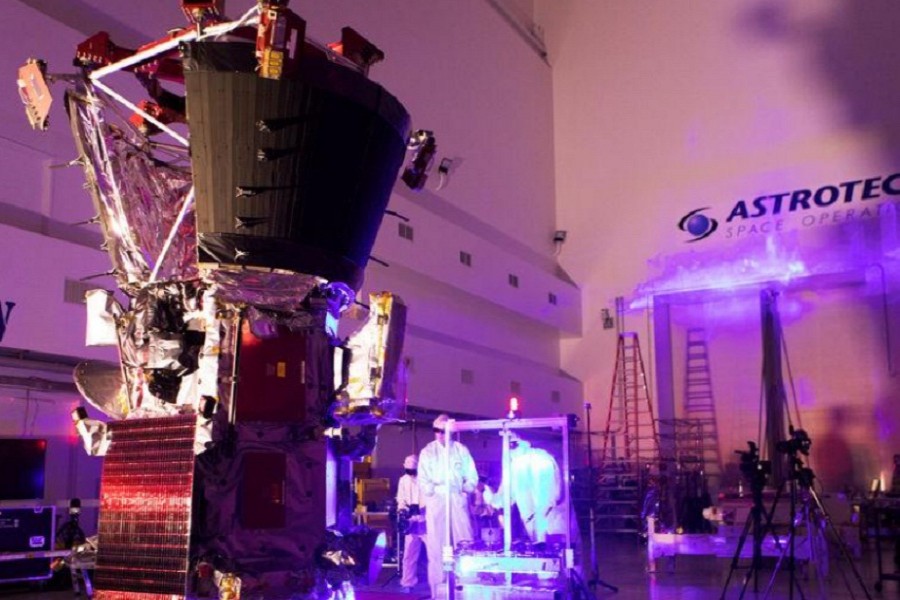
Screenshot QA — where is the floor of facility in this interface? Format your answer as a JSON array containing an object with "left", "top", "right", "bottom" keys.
[{"left": 1, "top": 534, "right": 895, "bottom": 600}]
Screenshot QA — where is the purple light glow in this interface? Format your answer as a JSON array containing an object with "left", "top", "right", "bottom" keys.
[
  {"left": 633, "top": 235, "right": 808, "bottom": 309},
  {"left": 875, "top": 403, "right": 898, "bottom": 443},
  {"left": 670, "top": 293, "right": 808, "bottom": 329},
  {"left": 633, "top": 212, "right": 900, "bottom": 310}
]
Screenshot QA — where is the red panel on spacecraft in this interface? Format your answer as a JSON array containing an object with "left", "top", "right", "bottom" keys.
[
  {"left": 235, "top": 321, "right": 309, "bottom": 423},
  {"left": 240, "top": 451, "right": 287, "bottom": 529}
]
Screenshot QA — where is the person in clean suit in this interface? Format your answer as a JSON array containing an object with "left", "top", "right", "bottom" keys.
[
  {"left": 418, "top": 414, "right": 477, "bottom": 599},
  {"left": 492, "top": 432, "right": 565, "bottom": 543},
  {"left": 396, "top": 454, "right": 426, "bottom": 592}
]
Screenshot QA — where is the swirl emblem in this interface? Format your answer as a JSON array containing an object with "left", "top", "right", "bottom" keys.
[{"left": 678, "top": 208, "right": 718, "bottom": 242}]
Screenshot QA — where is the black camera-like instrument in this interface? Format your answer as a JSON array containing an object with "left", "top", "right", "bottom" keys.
[
  {"left": 775, "top": 427, "right": 812, "bottom": 457},
  {"left": 736, "top": 441, "right": 771, "bottom": 488}
]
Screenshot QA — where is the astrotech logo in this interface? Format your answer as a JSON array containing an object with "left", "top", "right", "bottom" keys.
[
  {"left": 677, "top": 207, "right": 718, "bottom": 242},
  {"left": 677, "top": 172, "right": 900, "bottom": 243}
]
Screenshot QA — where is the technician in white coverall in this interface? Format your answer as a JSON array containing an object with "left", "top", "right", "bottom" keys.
[
  {"left": 396, "top": 454, "right": 426, "bottom": 591},
  {"left": 492, "top": 433, "right": 564, "bottom": 543},
  {"left": 418, "top": 414, "right": 478, "bottom": 599}
]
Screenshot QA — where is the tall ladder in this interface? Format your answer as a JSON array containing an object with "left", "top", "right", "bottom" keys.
[
  {"left": 596, "top": 332, "right": 660, "bottom": 533},
  {"left": 682, "top": 328, "right": 723, "bottom": 486}
]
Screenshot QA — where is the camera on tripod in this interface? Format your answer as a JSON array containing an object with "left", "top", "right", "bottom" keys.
[
  {"left": 775, "top": 428, "right": 816, "bottom": 488},
  {"left": 735, "top": 441, "right": 771, "bottom": 486},
  {"left": 775, "top": 427, "right": 811, "bottom": 456}
]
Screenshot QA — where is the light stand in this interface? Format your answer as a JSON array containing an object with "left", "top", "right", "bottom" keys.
[
  {"left": 585, "top": 402, "right": 618, "bottom": 594},
  {"left": 381, "top": 505, "right": 403, "bottom": 588},
  {"left": 760, "top": 450, "right": 805, "bottom": 600},
  {"left": 788, "top": 455, "right": 799, "bottom": 600},
  {"left": 802, "top": 485, "right": 871, "bottom": 600},
  {"left": 721, "top": 289, "right": 873, "bottom": 600}
]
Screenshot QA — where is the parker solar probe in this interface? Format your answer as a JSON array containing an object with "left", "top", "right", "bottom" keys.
[{"left": 17, "top": 2, "right": 425, "bottom": 598}]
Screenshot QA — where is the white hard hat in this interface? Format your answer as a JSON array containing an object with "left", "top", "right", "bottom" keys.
[
  {"left": 432, "top": 413, "right": 450, "bottom": 430},
  {"left": 404, "top": 454, "right": 418, "bottom": 469}
]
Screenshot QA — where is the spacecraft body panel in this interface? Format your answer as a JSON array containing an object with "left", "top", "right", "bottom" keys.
[
  {"left": 233, "top": 319, "right": 334, "bottom": 424},
  {"left": 192, "top": 420, "right": 327, "bottom": 597}
]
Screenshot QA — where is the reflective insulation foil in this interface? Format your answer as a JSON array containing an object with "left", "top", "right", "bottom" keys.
[{"left": 66, "top": 88, "right": 196, "bottom": 288}]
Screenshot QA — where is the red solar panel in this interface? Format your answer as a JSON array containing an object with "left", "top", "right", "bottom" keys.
[{"left": 93, "top": 415, "right": 196, "bottom": 599}]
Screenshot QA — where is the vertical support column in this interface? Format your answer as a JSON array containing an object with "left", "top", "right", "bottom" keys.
[
  {"left": 652, "top": 296, "right": 676, "bottom": 460},
  {"left": 444, "top": 419, "right": 454, "bottom": 598},
  {"left": 760, "top": 288, "right": 789, "bottom": 486},
  {"left": 502, "top": 426, "right": 512, "bottom": 588}
]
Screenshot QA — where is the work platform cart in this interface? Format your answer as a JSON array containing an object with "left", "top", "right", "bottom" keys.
[{"left": 439, "top": 415, "right": 581, "bottom": 599}]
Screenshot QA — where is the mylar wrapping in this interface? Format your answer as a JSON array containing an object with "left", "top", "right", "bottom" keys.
[
  {"left": 337, "top": 292, "right": 407, "bottom": 423},
  {"left": 67, "top": 86, "right": 196, "bottom": 288}
]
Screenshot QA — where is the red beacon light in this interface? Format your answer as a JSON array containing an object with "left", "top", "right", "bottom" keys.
[{"left": 507, "top": 396, "right": 521, "bottom": 419}]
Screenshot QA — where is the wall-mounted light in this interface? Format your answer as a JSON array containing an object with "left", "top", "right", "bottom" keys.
[
  {"left": 553, "top": 230, "right": 567, "bottom": 255},
  {"left": 601, "top": 308, "right": 615, "bottom": 330},
  {"left": 436, "top": 157, "right": 453, "bottom": 191}
]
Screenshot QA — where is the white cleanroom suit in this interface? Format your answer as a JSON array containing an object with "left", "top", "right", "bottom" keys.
[
  {"left": 396, "top": 454, "right": 426, "bottom": 589},
  {"left": 418, "top": 415, "right": 477, "bottom": 598},
  {"left": 493, "top": 437, "right": 564, "bottom": 543}
]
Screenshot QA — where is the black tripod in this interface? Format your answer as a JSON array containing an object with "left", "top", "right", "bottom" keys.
[
  {"left": 584, "top": 402, "right": 618, "bottom": 594},
  {"left": 719, "top": 442, "right": 781, "bottom": 600},
  {"left": 381, "top": 502, "right": 403, "bottom": 588},
  {"left": 761, "top": 434, "right": 872, "bottom": 600}
]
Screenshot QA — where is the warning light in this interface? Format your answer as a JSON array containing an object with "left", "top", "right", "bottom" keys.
[{"left": 507, "top": 396, "right": 521, "bottom": 419}]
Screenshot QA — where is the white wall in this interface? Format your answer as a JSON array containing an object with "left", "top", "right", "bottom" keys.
[
  {"left": 542, "top": 0, "right": 900, "bottom": 490},
  {"left": 0, "top": 224, "right": 116, "bottom": 359}
]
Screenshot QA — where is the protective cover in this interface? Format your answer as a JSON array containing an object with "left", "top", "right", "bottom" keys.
[
  {"left": 192, "top": 420, "right": 327, "bottom": 597},
  {"left": 66, "top": 88, "right": 195, "bottom": 288}
]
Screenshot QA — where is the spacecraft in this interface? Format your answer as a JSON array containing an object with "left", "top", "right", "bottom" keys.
[{"left": 18, "top": 1, "right": 418, "bottom": 598}]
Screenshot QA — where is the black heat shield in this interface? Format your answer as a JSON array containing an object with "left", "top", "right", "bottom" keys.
[{"left": 183, "top": 41, "right": 410, "bottom": 290}]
